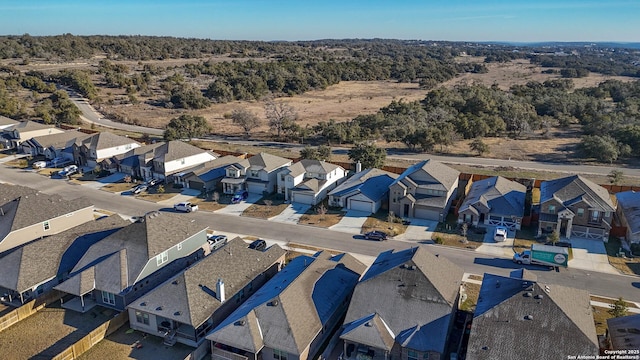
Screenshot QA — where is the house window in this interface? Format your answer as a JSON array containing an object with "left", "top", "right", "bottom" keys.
[
  {"left": 590, "top": 210, "right": 600, "bottom": 223},
  {"left": 157, "top": 251, "right": 169, "bottom": 266},
  {"left": 548, "top": 205, "right": 555, "bottom": 214},
  {"left": 273, "top": 349, "right": 288, "bottom": 360},
  {"left": 181, "top": 158, "right": 185, "bottom": 165},
  {"left": 43, "top": 221, "right": 50, "bottom": 231},
  {"left": 408, "top": 350, "right": 418, "bottom": 360},
  {"left": 423, "top": 353, "right": 430, "bottom": 360},
  {"left": 135, "top": 311, "right": 149, "bottom": 325},
  {"left": 605, "top": 211, "right": 611, "bottom": 218},
  {"left": 177, "top": 243, "right": 183, "bottom": 251},
  {"left": 250, "top": 170, "right": 259, "bottom": 177},
  {"left": 102, "top": 291, "right": 116, "bottom": 306},
  {"left": 577, "top": 208, "right": 584, "bottom": 217},
  {"left": 125, "top": 144, "right": 132, "bottom": 150}
]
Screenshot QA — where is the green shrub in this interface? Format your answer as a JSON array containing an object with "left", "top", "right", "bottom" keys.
[{"left": 434, "top": 236, "right": 444, "bottom": 244}]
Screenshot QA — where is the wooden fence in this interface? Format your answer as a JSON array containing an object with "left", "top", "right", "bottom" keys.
[
  {"left": 52, "top": 311, "right": 129, "bottom": 360},
  {"left": 0, "top": 290, "right": 63, "bottom": 333}
]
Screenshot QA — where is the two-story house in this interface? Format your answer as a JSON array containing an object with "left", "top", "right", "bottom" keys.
[
  {"left": 183, "top": 155, "right": 247, "bottom": 194},
  {"left": 615, "top": 191, "right": 640, "bottom": 244},
  {"left": 127, "top": 238, "right": 286, "bottom": 348},
  {"left": 0, "top": 121, "right": 64, "bottom": 150},
  {"left": 54, "top": 211, "right": 208, "bottom": 313},
  {"left": 457, "top": 176, "right": 527, "bottom": 230},
  {"left": 277, "top": 159, "right": 347, "bottom": 205},
  {"left": 73, "top": 131, "right": 141, "bottom": 168},
  {"left": 466, "top": 269, "right": 598, "bottom": 360},
  {"left": 0, "top": 215, "right": 128, "bottom": 306},
  {"left": 21, "top": 130, "right": 92, "bottom": 161},
  {"left": 148, "top": 140, "right": 217, "bottom": 182},
  {"left": 538, "top": 175, "right": 616, "bottom": 240},
  {"left": 221, "top": 153, "right": 291, "bottom": 195},
  {"left": 388, "top": 160, "right": 460, "bottom": 222},
  {"left": 0, "top": 184, "right": 94, "bottom": 253},
  {"left": 207, "top": 251, "right": 365, "bottom": 360},
  {"left": 340, "top": 247, "right": 464, "bottom": 360}
]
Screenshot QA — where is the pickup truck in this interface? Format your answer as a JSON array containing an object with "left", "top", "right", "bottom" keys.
[{"left": 513, "top": 244, "right": 569, "bottom": 268}]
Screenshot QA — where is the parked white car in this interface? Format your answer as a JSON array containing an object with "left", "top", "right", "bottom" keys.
[
  {"left": 59, "top": 165, "right": 78, "bottom": 177},
  {"left": 32, "top": 161, "right": 47, "bottom": 169},
  {"left": 174, "top": 202, "right": 198, "bottom": 213},
  {"left": 493, "top": 226, "right": 508, "bottom": 242}
]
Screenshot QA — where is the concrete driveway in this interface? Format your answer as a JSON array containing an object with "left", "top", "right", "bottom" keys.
[
  {"left": 394, "top": 218, "right": 438, "bottom": 242},
  {"left": 214, "top": 193, "right": 261, "bottom": 216},
  {"left": 476, "top": 226, "right": 515, "bottom": 257},
  {"left": 269, "top": 203, "right": 311, "bottom": 224},
  {"left": 157, "top": 188, "right": 200, "bottom": 206},
  {"left": 80, "top": 172, "right": 128, "bottom": 190},
  {"left": 329, "top": 210, "right": 370, "bottom": 234},
  {"left": 569, "top": 238, "right": 619, "bottom": 274}
]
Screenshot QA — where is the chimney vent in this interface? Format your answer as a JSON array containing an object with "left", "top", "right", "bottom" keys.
[
  {"left": 216, "top": 278, "right": 226, "bottom": 303},
  {"left": 355, "top": 161, "right": 362, "bottom": 173}
]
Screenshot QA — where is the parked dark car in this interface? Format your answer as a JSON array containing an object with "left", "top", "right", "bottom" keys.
[
  {"left": 232, "top": 190, "right": 249, "bottom": 204},
  {"left": 248, "top": 239, "right": 267, "bottom": 251},
  {"left": 364, "top": 230, "right": 388, "bottom": 241}
]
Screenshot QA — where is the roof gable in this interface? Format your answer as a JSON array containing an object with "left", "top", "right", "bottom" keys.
[
  {"left": 248, "top": 152, "right": 291, "bottom": 172},
  {"left": 391, "top": 160, "right": 459, "bottom": 191},
  {"left": 540, "top": 175, "right": 615, "bottom": 212},
  {"left": 329, "top": 168, "right": 397, "bottom": 201}
]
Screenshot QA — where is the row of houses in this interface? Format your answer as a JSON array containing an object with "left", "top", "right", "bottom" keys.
[
  {"left": 0, "top": 183, "right": 614, "bottom": 359},
  {"left": 4, "top": 121, "right": 640, "bottom": 242}
]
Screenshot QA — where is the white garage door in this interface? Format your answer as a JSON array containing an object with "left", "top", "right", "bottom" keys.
[
  {"left": 414, "top": 206, "right": 440, "bottom": 221},
  {"left": 293, "top": 193, "right": 315, "bottom": 205},
  {"left": 247, "top": 182, "right": 266, "bottom": 195},
  {"left": 349, "top": 199, "right": 373, "bottom": 213}
]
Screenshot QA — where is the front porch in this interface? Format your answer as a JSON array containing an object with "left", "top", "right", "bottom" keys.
[{"left": 222, "top": 178, "right": 245, "bottom": 194}]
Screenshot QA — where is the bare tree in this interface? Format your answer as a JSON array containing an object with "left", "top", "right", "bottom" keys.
[
  {"left": 265, "top": 100, "right": 297, "bottom": 138},
  {"left": 231, "top": 108, "right": 261, "bottom": 137},
  {"left": 263, "top": 199, "right": 273, "bottom": 209},
  {"left": 316, "top": 204, "right": 327, "bottom": 221},
  {"left": 212, "top": 191, "right": 220, "bottom": 203}
]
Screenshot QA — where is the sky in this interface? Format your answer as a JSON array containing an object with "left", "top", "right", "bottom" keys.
[{"left": 0, "top": 0, "right": 639, "bottom": 42}]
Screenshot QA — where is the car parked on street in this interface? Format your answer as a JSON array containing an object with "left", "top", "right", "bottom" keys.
[
  {"left": 132, "top": 184, "right": 148, "bottom": 194},
  {"left": 207, "top": 235, "right": 228, "bottom": 251},
  {"left": 231, "top": 190, "right": 249, "bottom": 204},
  {"left": 58, "top": 165, "right": 78, "bottom": 177},
  {"left": 364, "top": 230, "right": 388, "bottom": 241},
  {"left": 248, "top": 239, "right": 267, "bottom": 251},
  {"left": 32, "top": 161, "right": 47, "bottom": 169},
  {"left": 174, "top": 202, "right": 198, "bottom": 213}
]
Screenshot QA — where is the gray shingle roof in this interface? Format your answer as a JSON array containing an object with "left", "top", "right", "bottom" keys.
[
  {"left": 466, "top": 272, "right": 598, "bottom": 360},
  {"left": 0, "top": 185, "right": 94, "bottom": 244},
  {"left": 459, "top": 176, "right": 526, "bottom": 218},
  {"left": 10, "top": 121, "right": 55, "bottom": 133},
  {"left": 607, "top": 314, "right": 640, "bottom": 350},
  {"left": 153, "top": 140, "right": 212, "bottom": 163},
  {"left": 0, "top": 115, "right": 19, "bottom": 127},
  {"left": 184, "top": 155, "right": 246, "bottom": 182},
  {"left": 329, "top": 168, "right": 398, "bottom": 202},
  {"left": 0, "top": 215, "right": 128, "bottom": 294},
  {"left": 616, "top": 191, "right": 640, "bottom": 235},
  {"left": 341, "top": 313, "right": 396, "bottom": 351},
  {"left": 540, "top": 175, "right": 615, "bottom": 212},
  {"left": 248, "top": 152, "right": 291, "bottom": 172},
  {"left": 82, "top": 131, "right": 139, "bottom": 151},
  {"left": 207, "top": 252, "right": 365, "bottom": 355},
  {"left": 128, "top": 238, "right": 286, "bottom": 328},
  {"left": 28, "top": 130, "right": 92, "bottom": 150},
  {"left": 56, "top": 211, "right": 207, "bottom": 295},
  {"left": 391, "top": 160, "right": 460, "bottom": 193},
  {"left": 343, "top": 247, "right": 464, "bottom": 353},
  {"left": 285, "top": 159, "right": 343, "bottom": 178}
]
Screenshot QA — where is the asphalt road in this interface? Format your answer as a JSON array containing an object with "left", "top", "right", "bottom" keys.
[{"left": 2, "top": 165, "right": 639, "bottom": 302}]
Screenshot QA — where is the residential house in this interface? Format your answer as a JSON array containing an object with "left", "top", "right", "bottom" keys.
[
  {"left": 0, "top": 184, "right": 94, "bottom": 253},
  {"left": 20, "top": 130, "right": 91, "bottom": 160},
  {"left": 606, "top": 314, "right": 640, "bottom": 351},
  {"left": 221, "top": 152, "right": 291, "bottom": 195},
  {"left": 107, "top": 142, "right": 165, "bottom": 179},
  {"left": 328, "top": 168, "right": 398, "bottom": 214},
  {"left": 457, "top": 176, "right": 527, "bottom": 230},
  {"left": 340, "top": 247, "right": 464, "bottom": 360},
  {"left": 208, "top": 251, "right": 366, "bottom": 360},
  {"left": 388, "top": 160, "right": 460, "bottom": 222},
  {"left": 277, "top": 159, "right": 347, "bottom": 205},
  {"left": 0, "top": 121, "right": 64, "bottom": 150},
  {"left": 465, "top": 270, "right": 598, "bottom": 360},
  {"left": 538, "top": 175, "right": 616, "bottom": 240},
  {"left": 127, "top": 238, "right": 286, "bottom": 347},
  {"left": 54, "top": 211, "right": 208, "bottom": 313},
  {"left": 0, "top": 215, "right": 128, "bottom": 306},
  {"left": 615, "top": 191, "right": 640, "bottom": 243},
  {"left": 74, "top": 131, "right": 141, "bottom": 168},
  {"left": 148, "top": 140, "right": 217, "bottom": 182},
  {"left": 183, "top": 155, "right": 246, "bottom": 193},
  {"left": 0, "top": 115, "right": 19, "bottom": 131}
]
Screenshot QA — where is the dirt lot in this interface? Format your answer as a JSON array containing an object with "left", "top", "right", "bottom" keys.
[
  {"left": 0, "top": 303, "right": 116, "bottom": 359},
  {"left": 77, "top": 325, "right": 194, "bottom": 360}
]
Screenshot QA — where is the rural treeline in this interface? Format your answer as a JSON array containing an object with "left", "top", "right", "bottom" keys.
[{"left": 1, "top": 35, "right": 640, "bottom": 162}]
